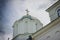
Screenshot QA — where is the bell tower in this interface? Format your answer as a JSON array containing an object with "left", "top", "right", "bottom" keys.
[{"left": 46, "top": 0, "right": 60, "bottom": 21}]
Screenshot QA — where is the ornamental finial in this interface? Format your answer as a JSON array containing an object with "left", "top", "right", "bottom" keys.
[{"left": 25, "top": 9, "right": 29, "bottom": 15}]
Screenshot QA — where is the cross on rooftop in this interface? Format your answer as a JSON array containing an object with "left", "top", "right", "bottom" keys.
[{"left": 25, "top": 9, "right": 30, "bottom": 15}]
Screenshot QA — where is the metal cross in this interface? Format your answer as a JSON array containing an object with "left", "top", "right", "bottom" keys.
[{"left": 25, "top": 9, "right": 29, "bottom": 15}]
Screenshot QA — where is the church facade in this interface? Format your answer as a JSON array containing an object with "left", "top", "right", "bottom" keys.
[
  {"left": 13, "top": 13, "right": 43, "bottom": 40},
  {"left": 12, "top": 0, "right": 60, "bottom": 40},
  {"left": 31, "top": 0, "right": 60, "bottom": 40}
]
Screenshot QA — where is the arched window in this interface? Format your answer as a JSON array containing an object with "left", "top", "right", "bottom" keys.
[{"left": 57, "top": 9, "right": 60, "bottom": 17}]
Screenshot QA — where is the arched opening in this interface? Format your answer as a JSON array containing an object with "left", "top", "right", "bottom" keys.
[{"left": 57, "top": 9, "right": 60, "bottom": 17}]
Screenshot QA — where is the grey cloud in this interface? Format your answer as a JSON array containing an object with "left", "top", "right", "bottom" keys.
[
  {"left": 20, "top": 0, "right": 26, "bottom": 1},
  {"left": 38, "top": 4, "right": 48, "bottom": 10},
  {"left": 37, "top": 0, "right": 58, "bottom": 10},
  {"left": 0, "top": 0, "right": 6, "bottom": 34},
  {"left": 0, "top": 0, "right": 58, "bottom": 39}
]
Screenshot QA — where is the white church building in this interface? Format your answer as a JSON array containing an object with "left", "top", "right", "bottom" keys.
[
  {"left": 12, "top": 10, "right": 43, "bottom": 40},
  {"left": 12, "top": 0, "right": 60, "bottom": 40},
  {"left": 31, "top": 0, "right": 60, "bottom": 40}
]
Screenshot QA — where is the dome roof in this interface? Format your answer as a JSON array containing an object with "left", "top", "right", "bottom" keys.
[
  {"left": 13, "top": 10, "right": 43, "bottom": 40},
  {"left": 21, "top": 14, "right": 33, "bottom": 20},
  {"left": 13, "top": 14, "right": 43, "bottom": 28},
  {"left": 20, "top": 14, "right": 39, "bottom": 21},
  {"left": 13, "top": 14, "right": 43, "bottom": 38}
]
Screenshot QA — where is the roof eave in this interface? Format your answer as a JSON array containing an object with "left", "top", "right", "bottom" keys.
[{"left": 46, "top": 0, "right": 60, "bottom": 12}]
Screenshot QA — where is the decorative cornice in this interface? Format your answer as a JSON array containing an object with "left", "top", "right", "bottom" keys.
[
  {"left": 46, "top": 0, "right": 60, "bottom": 12},
  {"left": 32, "top": 17, "right": 60, "bottom": 39}
]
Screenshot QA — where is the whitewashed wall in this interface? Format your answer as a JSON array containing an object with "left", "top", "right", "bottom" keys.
[{"left": 34, "top": 19, "right": 60, "bottom": 40}]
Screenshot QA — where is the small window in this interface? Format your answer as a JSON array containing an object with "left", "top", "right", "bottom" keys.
[
  {"left": 25, "top": 21, "right": 28, "bottom": 23},
  {"left": 57, "top": 9, "right": 60, "bottom": 17}
]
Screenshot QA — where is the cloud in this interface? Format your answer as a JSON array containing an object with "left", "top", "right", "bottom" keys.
[
  {"left": 0, "top": 0, "right": 58, "bottom": 39},
  {"left": 24, "top": 0, "right": 58, "bottom": 10},
  {"left": 23, "top": 0, "right": 50, "bottom": 10},
  {"left": 1, "top": 0, "right": 57, "bottom": 34},
  {"left": 0, "top": 0, "right": 58, "bottom": 40}
]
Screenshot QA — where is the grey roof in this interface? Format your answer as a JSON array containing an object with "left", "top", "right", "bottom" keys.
[
  {"left": 21, "top": 15, "right": 32, "bottom": 20},
  {"left": 20, "top": 14, "right": 34, "bottom": 20}
]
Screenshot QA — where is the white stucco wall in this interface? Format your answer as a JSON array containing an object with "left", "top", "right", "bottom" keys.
[{"left": 34, "top": 19, "right": 60, "bottom": 40}]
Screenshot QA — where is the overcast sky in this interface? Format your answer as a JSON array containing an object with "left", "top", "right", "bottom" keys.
[{"left": 1, "top": 0, "right": 58, "bottom": 40}]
